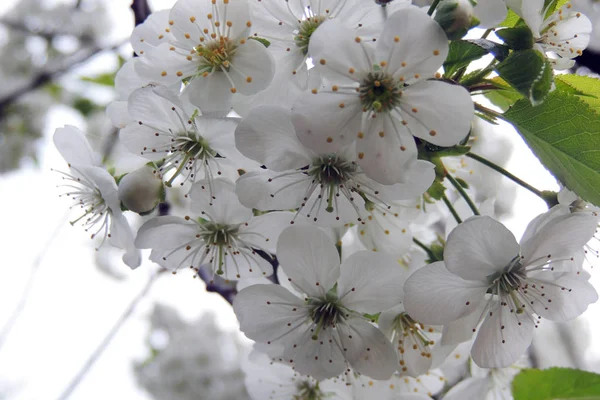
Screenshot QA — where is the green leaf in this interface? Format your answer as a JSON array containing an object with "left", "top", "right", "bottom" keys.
[
  {"left": 504, "top": 91, "right": 600, "bottom": 206},
  {"left": 467, "top": 38, "right": 509, "bottom": 61},
  {"left": 495, "top": 49, "right": 553, "bottom": 105},
  {"left": 496, "top": 26, "right": 534, "bottom": 50},
  {"left": 443, "top": 40, "right": 489, "bottom": 78},
  {"left": 72, "top": 97, "right": 101, "bottom": 116},
  {"left": 498, "top": 9, "right": 522, "bottom": 28},
  {"left": 512, "top": 368, "right": 600, "bottom": 400},
  {"left": 555, "top": 74, "right": 600, "bottom": 111},
  {"left": 81, "top": 72, "right": 115, "bottom": 87},
  {"left": 484, "top": 76, "right": 523, "bottom": 111}
]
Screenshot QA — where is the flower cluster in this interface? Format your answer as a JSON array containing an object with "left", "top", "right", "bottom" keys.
[{"left": 51, "top": 0, "right": 598, "bottom": 398}]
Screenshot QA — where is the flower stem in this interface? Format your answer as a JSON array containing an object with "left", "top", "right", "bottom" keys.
[
  {"left": 427, "top": 0, "right": 442, "bottom": 15},
  {"left": 466, "top": 152, "right": 557, "bottom": 206},
  {"left": 441, "top": 193, "right": 463, "bottom": 224},
  {"left": 412, "top": 237, "right": 437, "bottom": 261},
  {"left": 55, "top": 270, "right": 164, "bottom": 400},
  {"left": 481, "top": 28, "right": 493, "bottom": 39},
  {"left": 474, "top": 102, "right": 505, "bottom": 120},
  {"left": 446, "top": 174, "right": 480, "bottom": 216}
]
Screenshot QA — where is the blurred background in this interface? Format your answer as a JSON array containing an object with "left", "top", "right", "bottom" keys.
[{"left": 1, "top": 0, "right": 600, "bottom": 399}]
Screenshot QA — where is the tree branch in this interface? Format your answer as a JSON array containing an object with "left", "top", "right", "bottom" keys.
[{"left": 130, "top": 0, "right": 152, "bottom": 26}]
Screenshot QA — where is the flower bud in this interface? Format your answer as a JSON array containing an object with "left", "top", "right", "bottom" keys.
[
  {"left": 118, "top": 166, "right": 164, "bottom": 214},
  {"left": 434, "top": 0, "right": 478, "bottom": 40}
]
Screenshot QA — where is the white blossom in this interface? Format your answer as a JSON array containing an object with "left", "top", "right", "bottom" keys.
[
  {"left": 291, "top": 6, "right": 473, "bottom": 184},
  {"left": 53, "top": 125, "right": 141, "bottom": 269},
  {"left": 234, "top": 225, "right": 405, "bottom": 380},
  {"left": 135, "top": 178, "right": 291, "bottom": 280},
  {"left": 403, "top": 210, "right": 598, "bottom": 367}
]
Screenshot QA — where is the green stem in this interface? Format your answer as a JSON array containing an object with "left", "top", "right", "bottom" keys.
[
  {"left": 466, "top": 152, "right": 549, "bottom": 200},
  {"left": 427, "top": 0, "right": 442, "bottom": 15},
  {"left": 412, "top": 237, "right": 437, "bottom": 261},
  {"left": 446, "top": 174, "right": 480, "bottom": 216},
  {"left": 441, "top": 193, "right": 463, "bottom": 224},
  {"left": 474, "top": 102, "right": 506, "bottom": 120}
]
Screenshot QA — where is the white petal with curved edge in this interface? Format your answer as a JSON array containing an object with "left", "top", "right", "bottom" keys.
[
  {"left": 227, "top": 38, "right": 275, "bottom": 95},
  {"left": 470, "top": 303, "right": 534, "bottom": 368},
  {"left": 534, "top": 273, "right": 598, "bottom": 321},
  {"left": 443, "top": 377, "right": 492, "bottom": 400},
  {"left": 338, "top": 251, "right": 406, "bottom": 313},
  {"left": 444, "top": 216, "right": 519, "bottom": 282},
  {"left": 134, "top": 43, "right": 196, "bottom": 84},
  {"left": 309, "top": 19, "right": 372, "bottom": 82},
  {"left": 474, "top": 0, "right": 508, "bottom": 29},
  {"left": 292, "top": 92, "right": 363, "bottom": 154},
  {"left": 185, "top": 73, "right": 234, "bottom": 114},
  {"left": 277, "top": 226, "right": 340, "bottom": 298},
  {"left": 376, "top": 6, "right": 448, "bottom": 80},
  {"left": 130, "top": 9, "right": 171, "bottom": 55},
  {"left": 234, "top": 284, "right": 307, "bottom": 345},
  {"left": 284, "top": 324, "right": 346, "bottom": 381},
  {"left": 400, "top": 80, "right": 473, "bottom": 147},
  {"left": 521, "top": 212, "right": 597, "bottom": 267},
  {"left": 235, "top": 105, "right": 313, "bottom": 171},
  {"left": 238, "top": 211, "right": 295, "bottom": 254},
  {"left": 339, "top": 319, "right": 397, "bottom": 380},
  {"left": 189, "top": 178, "right": 252, "bottom": 225},
  {"left": 128, "top": 85, "right": 187, "bottom": 132},
  {"left": 54, "top": 126, "right": 99, "bottom": 167},
  {"left": 357, "top": 113, "right": 418, "bottom": 184},
  {"left": 403, "top": 262, "right": 488, "bottom": 325},
  {"left": 135, "top": 216, "right": 198, "bottom": 249},
  {"left": 235, "top": 169, "right": 309, "bottom": 211}
]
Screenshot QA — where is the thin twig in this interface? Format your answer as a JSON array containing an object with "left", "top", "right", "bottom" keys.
[
  {"left": 0, "top": 212, "right": 68, "bottom": 352},
  {"left": 0, "top": 41, "right": 126, "bottom": 116},
  {"left": 55, "top": 270, "right": 164, "bottom": 400},
  {"left": 131, "top": 0, "right": 152, "bottom": 26}
]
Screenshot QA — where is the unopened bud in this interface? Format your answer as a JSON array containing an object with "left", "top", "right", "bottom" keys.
[
  {"left": 118, "top": 166, "right": 164, "bottom": 214},
  {"left": 434, "top": 0, "right": 478, "bottom": 40}
]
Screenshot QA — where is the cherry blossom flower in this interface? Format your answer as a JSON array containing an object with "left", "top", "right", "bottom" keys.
[
  {"left": 443, "top": 357, "right": 528, "bottom": 400},
  {"left": 508, "top": 0, "right": 592, "bottom": 69},
  {"left": 234, "top": 105, "right": 434, "bottom": 226},
  {"left": 249, "top": 0, "right": 394, "bottom": 89},
  {"left": 243, "top": 350, "right": 352, "bottom": 400},
  {"left": 234, "top": 225, "right": 405, "bottom": 380},
  {"left": 135, "top": 178, "right": 291, "bottom": 280},
  {"left": 53, "top": 125, "right": 140, "bottom": 268},
  {"left": 292, "top": 6, "right": 473, "bottom": 184},
  {"left": 403, "top": 211, "right": 598, "bottom": 368},
  {"left": 119, "top": 85, "right": 244, "bottom": 187},
  {"left": 134, "top": 0, "right": 275, "bottom": 113}
]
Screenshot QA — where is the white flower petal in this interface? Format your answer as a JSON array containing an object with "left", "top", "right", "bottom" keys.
[
  {"left": 443, "top": 377, "right": 492, "bottom": 400},
  {"left": 403, "top": 262, "right": 488, "bottom": 325},
  {"left": 400, "top": 80, "right": 473, "bottom": 147},
  {"left": 135, "top": 216, "right": 198, "bottom": 249},
  {"left": 227, "top": 38, "right": 275, "bottom": 95},
  {"left": 521, "top": 212, "right": 597, "bottom": 266},
  {"left": 376, "top": 6, "right": 448, "bottom": 80},
  {"left": 470, "top": 303, "right": 534, "bottom": 368},
  {"left": 444, "top": 216, "right": 519, "bottom": 282},
  {"left": 285, "top": 324, "right": 346, "bottom": 381},
  {"left": 338, "top": 251, "right": 406, "bottom": 314},
  {"left": 189, "top": 178, "right": 253, "bottom": 225},
  {"left": 277, "top": 226, "right": 340, "bottom": 297},
  {"left": 238, "top": 211, "right": 295, "bottom": 254},
  {"left": 292, "top": 92, "right": 364, "bottom": 154},
  {"left": 234, "top": 284, "right": 306, "bottom": 345},
  {"left": 534, "top": 273, "right": 598, "bottom": 321},
  {"left": 54, "top": 125, "right": 99, "bottom": 167},
  {"left": 185, "top": 73, "right": 234, "bottom": 114},
  {"left": 235, "top": 105, "right": 314, "bottom": 171},
  {"left": 474, "top": 0, "right": 508, "bottom": 29},
  {"left": 339, "top": 319, "right": 397, "bottom": 380},
  {"left": 357, "top": 113, "right": 418, "bottom": 185},
  {"left": 309, "top": 19, "right": 372, "bottom": 82},
  {"left": 130, "top": 9, "right": 171, "bottom": 55}
]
